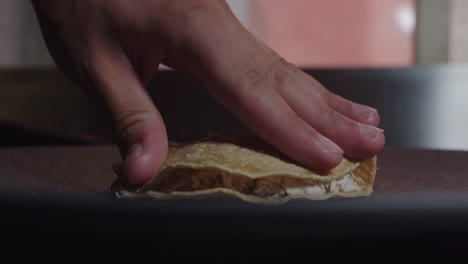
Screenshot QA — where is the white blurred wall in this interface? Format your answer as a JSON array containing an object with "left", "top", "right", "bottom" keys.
[
  {"left": 450, "top": 0, "right": 468, "bottom": 62},
  {"left": 416, "top": 0, "right": 468, "bottom": 64}
]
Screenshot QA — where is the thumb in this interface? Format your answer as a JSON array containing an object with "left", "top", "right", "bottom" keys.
[
  {"left": 114, "top": 107, "right": 168, "bottom": 185},
  {"left": 89, "top": 45, "right": 168, "bottom": 185}
]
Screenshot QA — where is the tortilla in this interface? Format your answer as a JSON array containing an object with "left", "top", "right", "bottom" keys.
[{"left": 112, "top": 134, "right": 377, "bottom": 204}]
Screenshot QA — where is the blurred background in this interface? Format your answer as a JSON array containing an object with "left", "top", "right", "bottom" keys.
[
  {"left": 1, "top": 0, "right": 468, "bottom": 149},
  {"left": 2, "top": 0, "right": 467, "bottom": 68}
]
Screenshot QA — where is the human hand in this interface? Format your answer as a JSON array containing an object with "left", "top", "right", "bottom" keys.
[{"left": 32, "top": 0, "right": 384, "bottom": 184}]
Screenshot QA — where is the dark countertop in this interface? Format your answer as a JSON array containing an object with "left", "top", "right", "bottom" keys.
[{"left": 1, "top": 145, "right": 468, "bottom": 260}]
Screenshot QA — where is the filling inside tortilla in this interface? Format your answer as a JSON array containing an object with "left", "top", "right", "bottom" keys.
[{"left": 140, "top": 168, "right": 363, "bottom": 198}]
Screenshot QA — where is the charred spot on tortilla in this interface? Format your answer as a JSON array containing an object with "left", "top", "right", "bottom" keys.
[{"left": 111, "top": 134, "right": 377, "bottom": 204}]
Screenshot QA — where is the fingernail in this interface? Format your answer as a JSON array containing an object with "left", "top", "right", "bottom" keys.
[
  {"left": 126, "top": 143, "right": 143, "bottom": 163},
  {"left": 354, "top": 105, "right": 377, "bottom": 122},
  {"left": 123, "top": 143, "right": 143, "bottom": 184},
  {"left": 359, "top": 123, "right": 384, "bottom": 140},
  {"left": 319, "top": 135, "right": 343, "bottom": 155}
]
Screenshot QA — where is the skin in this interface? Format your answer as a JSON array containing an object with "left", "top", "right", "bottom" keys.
[{"left": 31, "top": 0, "right": 384, "bottom": 184}]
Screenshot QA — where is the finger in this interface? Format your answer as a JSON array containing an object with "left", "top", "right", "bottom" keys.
[
  {"left": 275, "top": 70, "right": 385, "bottom": 159},
  {"left": 327, "top": 93, "right": 380, "bottom": 126},
  {"left": 197, "top": 58, "right": 344, "bottom": 170},
  {"left": 236, "top": 37, "right": 384, "bottom": 158},
  {"left": 226, "top": 73, "right": 344, "bottom": 170},
  {"left": 87, "top": 43, "right": 168, "bottom": 184},
  {"left": 293, "top": 70, "right": 381, "bottom": 127},
  {"left": 247, "top": 37, "right": 381, "bottom": 127}
]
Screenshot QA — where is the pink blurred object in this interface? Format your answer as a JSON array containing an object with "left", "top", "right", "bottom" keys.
[{"left": 249, "top": 0, "right": 416, "bottom": 68}]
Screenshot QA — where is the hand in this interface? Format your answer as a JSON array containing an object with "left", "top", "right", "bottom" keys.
[{"left": 32, "top": 0, "right": 384, "bottom": 184}]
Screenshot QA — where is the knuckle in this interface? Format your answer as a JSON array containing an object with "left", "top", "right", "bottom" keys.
[
  {"left": 163, "top": 0, "right": 213, "bottom": 42},
  {"left": 323, "top": 107, "right": 341, "bottom": 123},
  {"left": 176, "top": 0, "right": 223, "bottom": 29},
  {"left": 183, "top": 1, "right": 211, "bottom": 20},
  {"left": 224, "top": 68, "right": 271, "bottom": 116},
  {"left": 240, "top": 68, "right": 270, "bottom": 89},
  {"left": 277, "top": 56, "right": 296, "bottom": 71},
  {"left": 113, "top": 110, "right": 153, "bottom": 143},
  {"left": 266, "top": 57, "right": 293, "bottom": 88},
  {"left": 185, "top": 0, "right": 213, "bottom": 13}
]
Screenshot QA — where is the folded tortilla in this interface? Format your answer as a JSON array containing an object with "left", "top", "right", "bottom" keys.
[{"left": 112, "top": 134, "right": 376, "bottom": 204}]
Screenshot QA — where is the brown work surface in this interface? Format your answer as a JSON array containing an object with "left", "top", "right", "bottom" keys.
[
  {"left": 1, "top": 145, "right": 468, "bottom": 200},
  {"left": 0, "top": 145, "right": 120, "bottom": 197},
  {"left": 2, "top": 145, "right": 468, "bottom": 260}
]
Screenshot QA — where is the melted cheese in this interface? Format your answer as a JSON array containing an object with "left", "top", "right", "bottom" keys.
[{"left": 285, "top": 173, "right": 361, "bottom": 196}]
